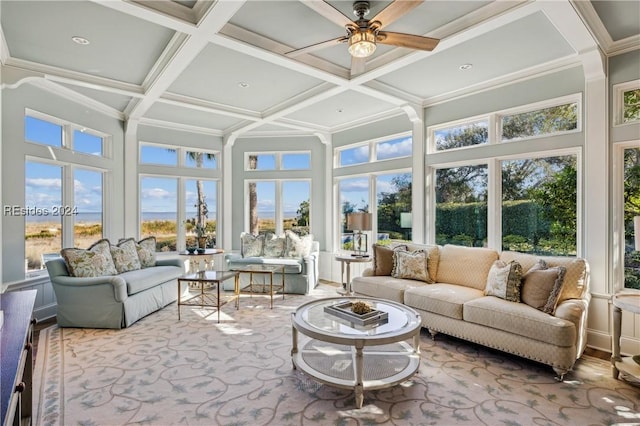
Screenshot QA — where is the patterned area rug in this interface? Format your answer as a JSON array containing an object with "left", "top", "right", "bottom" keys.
[{"left": 34, "top": 284, "right": 640, "bottom": 425}]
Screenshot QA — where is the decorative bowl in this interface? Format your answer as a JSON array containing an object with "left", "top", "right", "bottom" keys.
[
  {"left": 197, "top": 248, "right": 206, "bottom": 254},
  {"left": 186, "top": 247, "right": 196, "bottom": 254}
]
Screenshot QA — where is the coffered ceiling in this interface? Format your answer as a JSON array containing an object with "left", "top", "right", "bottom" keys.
[{"left": 1, "top": 1, "right": 638, "bottom": 140}]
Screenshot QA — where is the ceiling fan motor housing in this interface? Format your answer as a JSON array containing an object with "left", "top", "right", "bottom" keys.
[{"left": 353, "top": 1, "right": 371, "bottom": 19}]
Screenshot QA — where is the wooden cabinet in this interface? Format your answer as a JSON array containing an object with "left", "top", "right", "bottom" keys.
[{"left": 1, "top": 290, "right": 37, "bottom": 426}]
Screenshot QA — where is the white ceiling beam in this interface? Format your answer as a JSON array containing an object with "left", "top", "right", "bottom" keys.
[{"left": 89, "top": 0, "right": 198, "bottom": 34}]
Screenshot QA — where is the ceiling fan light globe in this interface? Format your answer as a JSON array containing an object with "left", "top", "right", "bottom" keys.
[{"left": 348, "top": 31, "right": 376, "bottom": 58}]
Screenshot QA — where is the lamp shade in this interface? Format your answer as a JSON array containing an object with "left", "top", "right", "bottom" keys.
[
  {"left": 348, "top": 30, "right": 377, "bottom": 58},
  {"left": 347, "top": 212, "right": 372, "bottom": 231}
]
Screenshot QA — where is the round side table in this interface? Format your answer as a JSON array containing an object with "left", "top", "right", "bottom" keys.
[
  {"left": 611, "top": 291, "right": 640, "bottom": 383},
  {"left": 334, "top": 254, "right": 371, "bottom": 295}
]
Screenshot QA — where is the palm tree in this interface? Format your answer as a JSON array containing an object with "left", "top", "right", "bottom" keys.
[{"left": 248, "top": 155, "right": 258, "bottom": 235}]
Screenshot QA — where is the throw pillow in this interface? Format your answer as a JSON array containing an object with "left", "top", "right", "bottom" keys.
[
  {"left": 263, "top": 233, "right": 286, "bottom": 257},
  {"left": 372, "top": 244, "right": 407, "bottom": 276},
  {"left": 521, "top": 259, "right": 567, "bottom": 314},
  {"left": 391, "top": 249, "right": 429, "bottom": 282},
  {"left": 484, "top": 260, "right": 523, "bottom": 302},
  {"left": 285, "top": 230, "right": 313, "bottom": 258},
  {"left": 110, "top": 238, "right": 142, "bottom": 273},
  {"left": 61, "top": 238, "right": 118, "bottom": 278},
  {"left": 136, "top": 237, "right": 157, "bottom": 268},
  {"left": 241, "top": 232, "right": 264, "bottom": 258}
]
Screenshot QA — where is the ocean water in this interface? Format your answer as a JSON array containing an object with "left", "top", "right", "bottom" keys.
[{"left": 25, "top": 211, "right": 298, "bottom": 223}]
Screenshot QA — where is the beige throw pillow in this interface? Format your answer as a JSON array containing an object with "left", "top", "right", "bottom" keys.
[
  {"left": 391, "top": 249, "right": 430, "bottom": 282},
  {"left": 372, "top": 244, "right": 407, "bottom": 276},
  {"left": 521, "top": 259, "right": 567, "bottom": 314},
  {"left": 285, "top": 230, "right": 313, "bottom": 258},
  {"left": 484, "top": 260, "right": 523, "bottom": 302},
  {"left": 61, "top": 238, "right": 118, "bottom": 278}
]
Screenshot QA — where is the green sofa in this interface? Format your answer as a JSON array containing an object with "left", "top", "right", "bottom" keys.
[{"left": 46, "top": 257, "right": 184, "bottom": 329}]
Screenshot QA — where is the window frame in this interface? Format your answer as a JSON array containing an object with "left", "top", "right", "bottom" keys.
[
  {"left": 245, "top": 151, "right": 311, "bottom": 171},
  {"left": 335, "top": 132, "right": 412, "bottom": 168},
  {"left": 428, "top": 115, "right": 491, "bottom": 153},
  {"left": 613, "top": 79, "right": 640, "bottom": 127}
]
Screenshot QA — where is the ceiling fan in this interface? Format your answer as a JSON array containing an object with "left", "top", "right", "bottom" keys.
[{"left": 286, "top": 0, "right": 440, "bottom": 74}]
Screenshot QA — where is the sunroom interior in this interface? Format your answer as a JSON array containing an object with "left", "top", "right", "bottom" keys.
[{"left": 1, "top": 0, "right": 639, "bottom": 357}]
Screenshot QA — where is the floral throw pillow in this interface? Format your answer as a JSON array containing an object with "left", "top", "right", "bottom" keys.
[
  {"left": 484, "top": 260, "right": 523, "bottom": 302},
  {"left": 263, "top": 233, "right": 286, "bottom": 257},
  {"left": 61, "top": 238, "right": 118, "bottom": 278},
  {"left": 135, "top": 237, "right": 157, "bottom": 268},
  {"left": 285, "top": 230, "right": 314, "bottom": 258},
  {"left": 391, "top": 249, "right": 430, "bottom": 282},
  {"left": 241, "top": 232, "right": 264, "bottom": 258},
  {"left": 110, "top": 238, "right": 142, "bottom": 273}
]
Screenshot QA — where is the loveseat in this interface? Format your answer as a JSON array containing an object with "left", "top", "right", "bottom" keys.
[
  {"left": 224, "top": 231, "right": 319, "bottom": 294},
  {"left": 352, "top": 242, "right": 590, "bottom": 380},
  {"left": 46, "top": 237, "right": 184, "bottom": 329}
]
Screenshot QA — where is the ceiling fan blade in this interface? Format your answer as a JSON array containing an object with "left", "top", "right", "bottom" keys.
[
  {"left": 351, "top": 56, "right": 366, "bottom": 76},
  {"left": 302, "top": 0, "right": 355, "bottom": 28},
  {"left": 285, "top": 36, "right": 348, "bottom": 58},
  {"left": 371, "top": 0, "right": 423, "bottom": 27},
  {"left": 377, "top": 31, "right": 439, "bottom": 51}
]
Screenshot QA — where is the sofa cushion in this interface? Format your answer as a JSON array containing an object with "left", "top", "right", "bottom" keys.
[
  {"left": 392, "top": 249, "right": 431, "bottom": 283},
  {"left": 463, "top": 296, "right": 576, "bottom": 347},
  {"left": 499, "top": 251, "right": 588, "bottom": 303},
  {"left": 61, "top": 239, "right": 118, "bottom": 278},
  {"left": 263, "top": 233, "right": 286, "bottom": 257},
  {"left": 520, "top": 260, "right": 567, "bottom": 314},
  {"left": 436, "top": 245, "right": 498, "bottom": 290},
  {"left": 484, "top": 260, "right": 522, "bottom": 302},
  {"left": 285, "top": 230, "right": 314, "bottom": 257},
  {"left": 352, "top": 275, "right": 425, "bottom": 303},
  {"left": 228, "top": 256, "right": 303, "bottom": 274},
  {"left": 135, "top": 237, "right": 157, "bottom": 268},
  {"left": 372, "top": 244, "right": 407, "bottom": 276},
  {"left": 241, "top": 232, "right": 264, "bottom": 257},
  {"left": 120, "top": 265, "right": 183, "bottom": 295},
  {"left": 404, "top": 284, "right": 484, "bottom": 320},
  {"left": 110, "top": 238, "right": 141, "bottom": 273}
]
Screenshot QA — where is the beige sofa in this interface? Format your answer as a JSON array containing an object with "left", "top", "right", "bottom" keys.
[{"left": 352, "top": 243, "right": 590, "bottom": 380}]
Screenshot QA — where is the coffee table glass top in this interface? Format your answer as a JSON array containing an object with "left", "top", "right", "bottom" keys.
[
  {"left": 295, "top": 297, "right": 420, "bottom": 338},
  {"left": 229, "top": 264, "right": 284, "bottom": 273},
  {"left": 180, "top": 270, "right": 238, "bottom": 282}
]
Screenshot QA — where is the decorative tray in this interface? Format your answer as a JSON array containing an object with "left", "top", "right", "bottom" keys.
[{"left": 324, "top": 301, "right": 388, "bottom": 327}]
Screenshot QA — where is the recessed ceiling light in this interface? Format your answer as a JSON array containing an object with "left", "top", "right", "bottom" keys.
[
  {"left": 238, "top": 82, "right": 249, "bottom": 88},
  {"left": 337, "top": 108, "right": 344, "bottom": 113},
  {"left": 459, "top": 63, "right": 473, "bottom": 70},
  {"left": 71, "top": 36, "right": 90, "bottom": 45}
]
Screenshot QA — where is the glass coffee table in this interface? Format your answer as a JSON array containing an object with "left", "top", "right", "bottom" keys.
[
  {"left": 229, "top": 264, "right": 285, "bottom": 309},
  {"left": 177, "top": 270, "right": 239, "bottom": 323},
  {"left": 291, "top": 297, "right": 421, "bottom": 408}
]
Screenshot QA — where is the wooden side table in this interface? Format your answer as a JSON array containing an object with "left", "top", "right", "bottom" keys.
[
  {"left": 335, "top": 254, "right": 372, "bottom": 295},
  {"left": 611, "top": 292, "right": 640, "bottom": 383}
]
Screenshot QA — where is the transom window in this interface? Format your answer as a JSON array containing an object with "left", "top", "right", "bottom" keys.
[
  {"left": 614, "top": 80, "right": 640, "bottom": 125},
  {"left": 25, "top": 110, "right": 107, "bottom": 156},
  {"left": 245, "top": 152, "right": 310, "bottom": 171},
  {"left": 337, "top": 133, "right": 412, "bottom": 167}
]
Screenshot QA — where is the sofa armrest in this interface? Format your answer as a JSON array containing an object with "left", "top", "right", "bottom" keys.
[
  {"left": 554, "top": 296, "right": 590, "bottom": 354},
  {"left": 50, "top": 275, "right": 128, "bottom": 302},
  {"left": 156, "top": 257, "right": 185, "bottom": 270},
  {"left": 362, "top": 267, "right": 375, "bottom": 277}
]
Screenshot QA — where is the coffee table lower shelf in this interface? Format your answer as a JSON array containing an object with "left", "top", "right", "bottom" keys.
[{"left": 291, "top": 339, "right": 420, "bottom": 407}]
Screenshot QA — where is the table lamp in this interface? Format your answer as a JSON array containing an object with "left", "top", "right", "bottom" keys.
[{"left": 347, "top": 212, "right": 371, "bottom": 257}]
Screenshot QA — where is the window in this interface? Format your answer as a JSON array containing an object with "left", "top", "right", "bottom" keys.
[
  {"left": 500, "top": 101, "right": 578, "bottom": 142},
  {"left": 615, "top": 80, "right": 640, "bottom": 125},
  {"left": 23, "top": 113, "right": 108, "bottom": 274},
  {"left": 435, "top": 165, "right": 488, "bottom": 247},
  {"left": 140, "top": 144, "right": 177, "bottom": 165},
  {"left": 246, "top": 152, "right": 311, "bottom": 171},
  {"left": 185, "top": 179, "right": 217, "bottom": 248},
  {"left": 185, "top": 151, "right": 217, "bottom": 169},
  {"left": 339, "top": 177, "right": 370, "bottom": 250},
  {"left": 502, "top": 155, "right": 577, "bottom": 255},
  {"left": 433, "top": 120, "right": 488, "bottom": 151},
  {"left": 623, "top": 146, "right": 640, "bottom": 289},
  {"left": 25, "top": 115, "right": 62, "bottom": 147},
  {"left": 376, "top": 136, "right": 412, "bottom": 161},
  {"left": 246, "top": 180, "right": 310, "bottom": 235},
  {"left": 376, "top": 173, "right": 412, "bottom": 242},
  {"left": 339, "top": 145, "right": 369, "bottom": 167},
  {"left": 74, "top": 130, "right": 103, "bottom": 156},
  {"left": 140, "top": 176, "right": 177, "bottom": 251}
]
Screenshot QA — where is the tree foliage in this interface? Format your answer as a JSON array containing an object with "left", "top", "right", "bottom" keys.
[
  {"left": 502, "top": 103, "right": 577, "bottom": 141},
  {"left": 623, "top": 89, "right": 640, "bottom": 123},
  {"left": 377, "top": 174, "right": 412, "bottom": 237}
]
